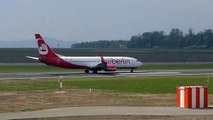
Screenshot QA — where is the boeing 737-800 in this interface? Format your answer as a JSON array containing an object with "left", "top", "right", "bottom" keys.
[{"left": 27, "top": 34, "right": 143, "bottom": 73}]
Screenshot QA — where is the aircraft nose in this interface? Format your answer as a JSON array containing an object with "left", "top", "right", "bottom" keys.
[{"left": 138, "top": 61, "right": 143, "bottom": 66}]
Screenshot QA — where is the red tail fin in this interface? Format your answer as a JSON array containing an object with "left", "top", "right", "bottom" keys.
[{"left": 35, "top": 34, "right": 58, "bottom": 58}]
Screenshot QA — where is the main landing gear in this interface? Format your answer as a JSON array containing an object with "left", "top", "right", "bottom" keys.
[
  {"left": 84, "top": 69, "right": 98, "bottom": 74},
  {"left": 131, "top": 69, "right": 134, "bottom": 73},
  {"left": 92, "top": 70, "right": 97, "bottom": 74}
]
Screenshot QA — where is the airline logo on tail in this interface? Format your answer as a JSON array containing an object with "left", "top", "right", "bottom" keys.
[{"left": 38, "top": 43, "right": 48, "bottom": 55}]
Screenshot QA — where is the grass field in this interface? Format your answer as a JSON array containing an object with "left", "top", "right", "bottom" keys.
[
  {"left": 0, "top": 74, "right": 212, "bottom": 117},
  {"left": 1, "top": 63, "right": 213, "bottom": 73},
  {"left": 1, "top": 76, "right": 212, "bottom": 94},
  {"left": 64, "top": 76, "right": 213, "bottom": 94}
]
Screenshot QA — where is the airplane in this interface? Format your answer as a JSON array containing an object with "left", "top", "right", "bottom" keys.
[{"left": 26, "top": 34, "right": 143, "bottom": 73}]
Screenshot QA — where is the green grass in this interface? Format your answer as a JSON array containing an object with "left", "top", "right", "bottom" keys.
[
  {"left": 65, "top": 76, "right": 213, "bottom": 94},
  {"left": 0, "top": 76, "right": 212, "bottom": 94},
  {"left": 0, "top": 80, "right": 57, "bottom": 92}
]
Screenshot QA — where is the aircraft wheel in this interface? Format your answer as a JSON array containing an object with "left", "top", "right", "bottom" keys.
[
  {"left": 92, "top": 70, "right": 98, "bottom": 74},
  {"left": 85, "top": 69, "right": 89, "bottom": 73},
  {"left": 131, "top": 69, "right": 133, "bottom": 73}
]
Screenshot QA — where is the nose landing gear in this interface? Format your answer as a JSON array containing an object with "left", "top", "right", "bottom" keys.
[{"left": 85, "top": 69, "right": 89, "bottom": 73}]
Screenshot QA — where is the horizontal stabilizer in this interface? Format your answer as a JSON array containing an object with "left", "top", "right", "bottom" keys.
[{"left": 26, "top": 56, "right": 39, "bottom": 60}]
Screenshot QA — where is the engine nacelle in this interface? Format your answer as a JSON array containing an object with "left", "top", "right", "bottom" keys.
[{"left": 104, "top": 65, "right": 117, "bottom": 71}]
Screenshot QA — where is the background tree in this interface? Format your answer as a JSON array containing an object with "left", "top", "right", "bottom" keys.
[{"left": 72, "top": 28, "right": 213, "bottom": 49}]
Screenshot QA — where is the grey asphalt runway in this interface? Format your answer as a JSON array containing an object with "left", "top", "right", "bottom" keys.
[
  {"left": 0, "top": 69, "right": 213, "bottom": 80},
  {"left": 0, "top": 106, "right": 213, "bottom": 120}
]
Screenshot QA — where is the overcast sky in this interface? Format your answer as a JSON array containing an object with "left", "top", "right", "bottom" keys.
[{"left": 0, "top": 0, "right": 212, "bottom": 42}]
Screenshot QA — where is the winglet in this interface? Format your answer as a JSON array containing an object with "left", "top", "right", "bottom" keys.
[{"left": 100, "top": 55, "right": 107, "bottom": 65}]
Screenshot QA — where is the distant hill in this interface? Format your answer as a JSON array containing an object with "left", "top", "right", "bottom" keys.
[{"left": 0, "top": 37, "right": 72, "bottom": 48}]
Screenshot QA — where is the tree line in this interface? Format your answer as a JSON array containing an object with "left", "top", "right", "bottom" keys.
[{"left": 72, "top": 28, "right": 213, "bottom": 49}]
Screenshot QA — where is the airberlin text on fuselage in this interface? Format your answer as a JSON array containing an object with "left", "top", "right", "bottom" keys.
[{"left": 105, "top": 58, "right": 130, "bottom": 65}]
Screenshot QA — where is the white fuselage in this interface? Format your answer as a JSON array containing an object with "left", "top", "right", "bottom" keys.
[{"left": 61, "top": 56, "right": 142, "bottom": 69}]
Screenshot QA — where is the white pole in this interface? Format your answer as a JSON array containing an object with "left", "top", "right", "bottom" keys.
[{"left": 59, "top": 76, "right": 63, "bottom": 91}]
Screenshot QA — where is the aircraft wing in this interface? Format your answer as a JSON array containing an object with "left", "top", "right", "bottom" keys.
[{"left": 26, "top": 56, "right": 39, "bottom": 60}]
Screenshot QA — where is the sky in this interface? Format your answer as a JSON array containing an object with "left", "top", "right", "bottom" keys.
[{"left": 0, "top": 0, "right": 212, "bottom": 42}]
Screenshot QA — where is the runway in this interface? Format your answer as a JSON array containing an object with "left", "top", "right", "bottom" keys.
[
  {"left": 0, "top": 106, "right": 212, "bottom": 120},
  {"left": 1, "top": 69, "right": 213, "bottom": 80}
]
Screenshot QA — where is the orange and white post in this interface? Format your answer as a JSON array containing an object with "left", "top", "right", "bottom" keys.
[{"left": 176, "top": 86, "right": 208, "bottom": 108}]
